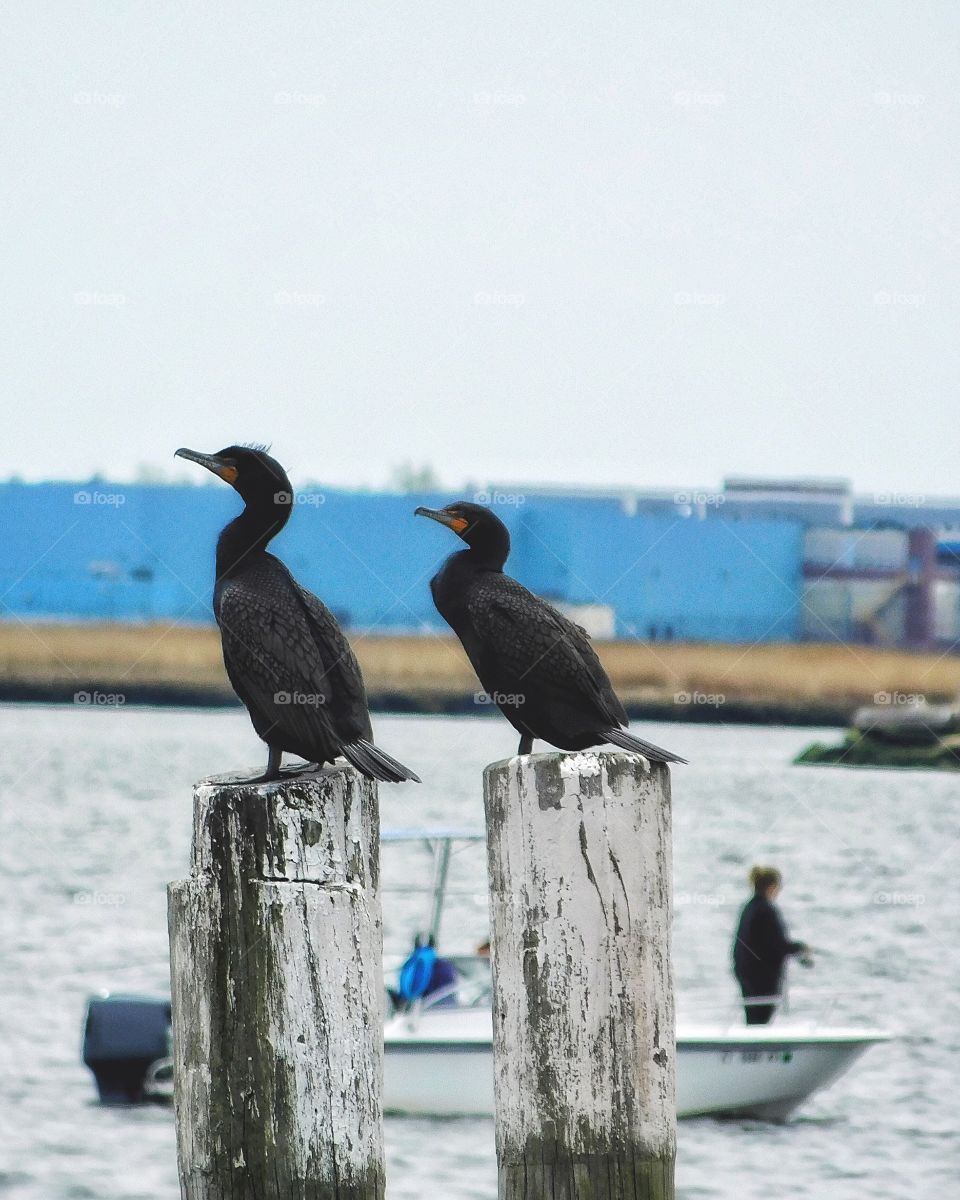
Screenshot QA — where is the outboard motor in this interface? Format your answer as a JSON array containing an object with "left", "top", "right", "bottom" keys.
[{"left": 82, "top": 993, "right": 171, "bottom": 1104}]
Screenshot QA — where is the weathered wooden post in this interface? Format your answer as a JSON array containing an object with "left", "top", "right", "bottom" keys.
[
  {"left": 168, "top": 766, "right": 385, "bottom": 1200},
  {"left": 484, "top": 750, "right": 675, "bottom": 1200}
]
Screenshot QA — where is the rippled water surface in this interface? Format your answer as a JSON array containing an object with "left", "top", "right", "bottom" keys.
[{"left": 0, "top": 705, "right": 956, "bottom": 1198}]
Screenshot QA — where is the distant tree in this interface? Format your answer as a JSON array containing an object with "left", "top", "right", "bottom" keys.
[
  {"left": 136, "top": 462, "right": 168, "bottom": 483},
  {"left": 390, "top": 461, "right": 440, "bottom": 493}
]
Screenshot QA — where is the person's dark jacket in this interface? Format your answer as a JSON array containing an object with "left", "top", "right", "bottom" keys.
[
  {"left": 425, "top": 956, "right": 458, "bottom": 1006},
  {"left": 733, "top": 893, "right": 804, "bottom": 996}
]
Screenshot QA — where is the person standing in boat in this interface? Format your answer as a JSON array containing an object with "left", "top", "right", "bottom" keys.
[
  {"left": 733, "top": 866, "right": 813, "bottom": 1024},
  {"left": 392, "top": 933, "right": 459, "bottom": 1011}
]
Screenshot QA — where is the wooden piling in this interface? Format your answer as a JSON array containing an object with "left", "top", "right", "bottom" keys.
[
  {"left": 483, "top": 751, "right": 676, "bottom": 1200},
  {"left": 167, "top": 766, "right": 385, "bottom": 1200}
]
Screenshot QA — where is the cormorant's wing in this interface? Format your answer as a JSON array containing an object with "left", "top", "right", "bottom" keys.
[
  {"left": 292, "top": 579, "right": 420, "bottom": 780},
  {"left": 292, "top": 581, "right": 374, "bottom": 743},
  {"left": 466, "top": 575, "right": 627, "bottom": 727},
  {"left": 216, "top": 567, "right": 343, "bottom": 757}
]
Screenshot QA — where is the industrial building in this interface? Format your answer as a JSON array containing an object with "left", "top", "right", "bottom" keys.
[{"left": 1, "top": 476, "right": 959, "bottom": 650}]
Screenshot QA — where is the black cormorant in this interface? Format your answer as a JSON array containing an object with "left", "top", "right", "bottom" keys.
[
  {"left": 176, "top": 444, "right": 419, "bottom": 784},
  {"left": 415, "top": 501, "right": 686, "bottom": 764}
]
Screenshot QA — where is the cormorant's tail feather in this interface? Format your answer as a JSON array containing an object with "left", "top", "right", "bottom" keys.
[
  {"left": 603, "top": 727, "right": 687, "bottom": 765},
  {"left": 341, "top": 739, "right": 421, "bottom": 783}
]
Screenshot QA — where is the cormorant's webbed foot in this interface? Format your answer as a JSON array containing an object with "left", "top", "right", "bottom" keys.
[
  {"left": 232, "top": 745, "right": 285, "bottom": 784},
  {"left": 279, "top": 759, "right": 319, "bottom": 778},
  {"left": 232, "top": 753, "right": 321, "bottom": 785},
  {"left": 517, "top": 734, "right": 534, "bottom": 755}
]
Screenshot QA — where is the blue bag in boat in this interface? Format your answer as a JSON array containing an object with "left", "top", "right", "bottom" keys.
[{"left": 398, "top": 945, "right": 437, "bottom": 1001}]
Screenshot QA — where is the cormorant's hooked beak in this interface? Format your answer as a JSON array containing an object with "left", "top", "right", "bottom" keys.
[
  {"left": 175, "top": 447, "right": 239, "bottom": 485},
  {"left": 415, "top": 506, "right": 469, "bottom": 534}
]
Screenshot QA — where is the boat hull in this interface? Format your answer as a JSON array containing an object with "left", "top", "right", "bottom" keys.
[
  {"left": 674, "top": 1038, "right": 875, "bottom": 1120},
  {"left": 384, "top": 1014, "right": 886, "bottom": 1121},
  {"left": 83, "top": 995, "right": 885, "bottom": 1122}
]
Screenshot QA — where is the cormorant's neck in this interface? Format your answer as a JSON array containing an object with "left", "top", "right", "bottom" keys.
[
  {"left": 215, "top": 498, "right": 291, "bottom": 579},
  {"left": 461, "top": 533, "right": 509, "bottom": 572}
]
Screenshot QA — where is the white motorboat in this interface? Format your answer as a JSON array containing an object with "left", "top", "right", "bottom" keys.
[
  {"left": 380, "top": 831, "right": 890, "bottom": 1122},
  {"left": 383, "top": 963, "right": 889, "bottom": 1121},
  {"left": 84, "top": 829, "right": 890, "bottom": 1119},
  {"left": 95, "top": 984, "right": 890, "bottom": 1120}
]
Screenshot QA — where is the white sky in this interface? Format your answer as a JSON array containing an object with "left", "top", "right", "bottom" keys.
[{"left": 1, "top": 3, "right": 958, "bottom": 493}]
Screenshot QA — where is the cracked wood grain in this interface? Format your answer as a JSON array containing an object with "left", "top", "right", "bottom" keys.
[
  {"left": 168, "top": 765, "right": 385, "bottom": 1200},
  {"left": 484, "top": 751, "right": 676, "bottom": 1200}
]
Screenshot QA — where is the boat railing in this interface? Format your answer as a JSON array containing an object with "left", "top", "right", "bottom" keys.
[
  {"left": 383, "top": 952, "right": 888, "bottom": 1032},
  {"left": 419, "top": 979, "right": 490, "bottom": 1011},
  {"left": 676, "top": 981, "right": 889, "bottom": 1032}
]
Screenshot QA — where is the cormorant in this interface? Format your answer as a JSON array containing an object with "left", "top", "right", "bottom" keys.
[
  {"left": 415, "top": 501, "right": 686, "bottom": 764},
  {"left": 176, "top": 444, "right": 419, "bottom": 784}
]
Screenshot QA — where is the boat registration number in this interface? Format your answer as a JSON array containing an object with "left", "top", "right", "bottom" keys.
[{"left": 721, "top": 1050, "right": 794, "bottom": 1065}]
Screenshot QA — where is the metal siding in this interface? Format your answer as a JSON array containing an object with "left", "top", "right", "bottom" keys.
[
  {"left": 804, "top": 527, "right": 908, "bottom": 571},
  {"left": 801, "top": 579, "right": 852, "bottom": 641},
  {"left": 0, "top": 483, "right": 803, "bottom": 642},
  {"left": 933, "top": 580, "right": 960, "bottom": 643},
  {"left": 518, "top": 506, "right": 802, "bottom": 643}
]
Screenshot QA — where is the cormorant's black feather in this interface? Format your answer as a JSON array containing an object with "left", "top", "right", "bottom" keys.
[
  {"left": 416, "top": 501, "right": 686, "bottom": 765},
  {"left": 179, "top": 443, "right": 419, "bottom": 784},
  {"left": 603, "top": 726, "right": 687, "bottom": 765},
  {"left": 341, "top": 739, "right": 421, "bottom": 783}
]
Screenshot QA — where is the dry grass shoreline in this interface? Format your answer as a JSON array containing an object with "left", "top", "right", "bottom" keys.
[{"left": 2, "top": 621, "right": 959, "bottom": 726}]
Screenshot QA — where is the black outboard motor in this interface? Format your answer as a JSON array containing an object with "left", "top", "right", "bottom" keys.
[{"left": 82, "top": 993, "right": 171, "bottom": 1104}]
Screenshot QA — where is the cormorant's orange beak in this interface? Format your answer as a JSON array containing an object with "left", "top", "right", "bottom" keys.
[
  {"left": 415, "top": 506, "right": 469, "bottom": 534},
  {"left": 175, "top": 447, "right": 239, "bottom": 484}
]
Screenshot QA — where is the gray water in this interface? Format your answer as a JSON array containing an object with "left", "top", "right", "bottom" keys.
[{"left": 0, "top": 704, "right": 955, "bottom": 1199}]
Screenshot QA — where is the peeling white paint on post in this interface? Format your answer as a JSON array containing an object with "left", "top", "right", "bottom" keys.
[
  {"left": 168, "top": 766, "right": 385, "bottom": 1200},
  {"left": 484, "top": 751, "right": 676, "bottom": 1200}
]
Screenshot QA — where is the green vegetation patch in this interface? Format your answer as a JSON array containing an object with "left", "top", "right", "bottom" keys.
[{"left": 795, "top": 730, "right": 960, "bottom": 770}]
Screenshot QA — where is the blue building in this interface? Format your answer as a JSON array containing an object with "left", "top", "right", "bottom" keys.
[
  {"left": 510, "top": 497, "right": 802, "bottom": 642},
  {"left": 0, "top": 479, "right": 805, "bottom": 643}
]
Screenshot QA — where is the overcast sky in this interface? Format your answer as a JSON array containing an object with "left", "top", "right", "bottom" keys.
[{"left": 1, "top": 3, "right": 958, "bottom": 494}]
